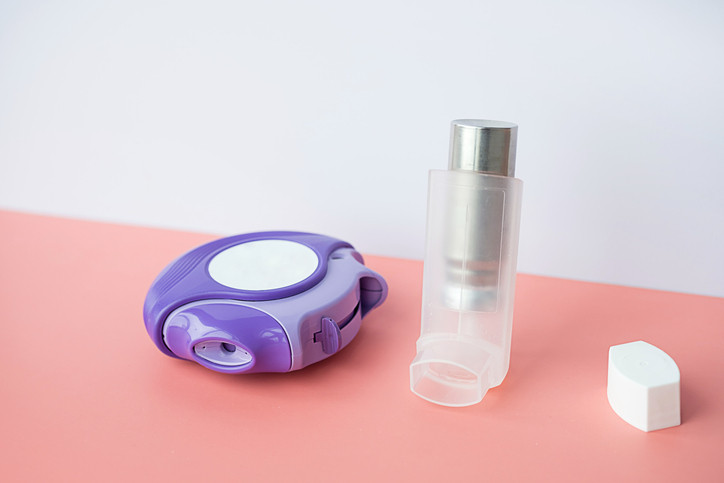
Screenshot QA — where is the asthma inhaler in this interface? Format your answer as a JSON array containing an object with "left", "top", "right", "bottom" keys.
[
  {"left": 410, "top": 120, "right": 523, "bottom": 406},
  {"left": 144, "top": 232, "right": 387, "bottom": 374}
]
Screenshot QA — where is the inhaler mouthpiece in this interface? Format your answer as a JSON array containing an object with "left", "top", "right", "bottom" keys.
[{"left": 410, "top": 120, "right": 523, "bottom": 407}]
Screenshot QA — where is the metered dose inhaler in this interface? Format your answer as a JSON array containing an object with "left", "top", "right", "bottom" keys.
[
  {"left": 410, "top": 120, "right": 523, "bottom": 406},
  {"left": 144, "top": 232, "right": 388, "bottom": 374}
]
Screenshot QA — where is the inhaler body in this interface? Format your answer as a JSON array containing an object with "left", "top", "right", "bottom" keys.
[{"left": 411, "top": 120, "right": 523, "bottom": 407}]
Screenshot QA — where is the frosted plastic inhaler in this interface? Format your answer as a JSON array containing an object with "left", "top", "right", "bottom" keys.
[{"left": 410, "top": 120, "right": 523, "bottom": 407}]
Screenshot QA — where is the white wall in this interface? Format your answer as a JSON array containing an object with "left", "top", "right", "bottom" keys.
[{"left": 1, "top": 0, "right": 722, "bottom": 297}]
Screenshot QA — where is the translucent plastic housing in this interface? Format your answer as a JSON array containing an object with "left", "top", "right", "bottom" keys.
[{"left": 410, "top": 169, "right": 523, "bottom": 406}]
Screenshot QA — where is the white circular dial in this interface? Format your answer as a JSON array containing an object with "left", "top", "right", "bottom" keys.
[{"left": 208, "top": 239, "right": 319, "bottom": 291}]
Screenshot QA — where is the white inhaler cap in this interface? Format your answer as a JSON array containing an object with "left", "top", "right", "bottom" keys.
[
  {"left": 410, "top": 120, "right": 523, "bottom": 407},
  {"left": 607, "top": 341, "right": 681, "bottom": 432}
]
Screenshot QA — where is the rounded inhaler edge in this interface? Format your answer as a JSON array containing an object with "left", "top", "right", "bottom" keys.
[{"left": 143, "top": 232, "right": 388, "bottom": 374}]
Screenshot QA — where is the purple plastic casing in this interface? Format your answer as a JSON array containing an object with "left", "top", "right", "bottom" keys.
[{"left": 143, "top": 231, "right": 388, "bottom": 374}]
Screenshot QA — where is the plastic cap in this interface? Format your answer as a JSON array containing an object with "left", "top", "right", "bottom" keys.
[{"left": 607, "top": 341, "right": 681, "bottom": 432}]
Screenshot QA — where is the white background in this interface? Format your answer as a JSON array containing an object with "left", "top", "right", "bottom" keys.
[{"left": 1, "top": 0, "right": 722, "bottom": 297}]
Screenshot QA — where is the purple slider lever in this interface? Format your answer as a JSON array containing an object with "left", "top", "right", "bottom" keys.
[
  {"left": 316, "top": 317, "right": 342, "bottom": 355},
  {"left": 143, "top": 231, "right": 388, "bottom": 374}
]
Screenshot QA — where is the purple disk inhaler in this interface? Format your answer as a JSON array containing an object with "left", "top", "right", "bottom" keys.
[{"left": 143, "top": 232, "right": 388, "bottom": 374}]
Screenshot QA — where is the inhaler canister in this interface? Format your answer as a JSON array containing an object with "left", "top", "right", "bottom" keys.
[{"left": 410, "top": 120, "right": 523, "bottom": 407}]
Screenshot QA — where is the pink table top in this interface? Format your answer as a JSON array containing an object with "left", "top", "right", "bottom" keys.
[{"left": 1, "top": 210, "right": 722, "bottom": 482}]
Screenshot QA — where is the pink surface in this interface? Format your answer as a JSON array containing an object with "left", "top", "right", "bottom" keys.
[{"left": 1, "top": 210, "right": 723, "bottom": 482}]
